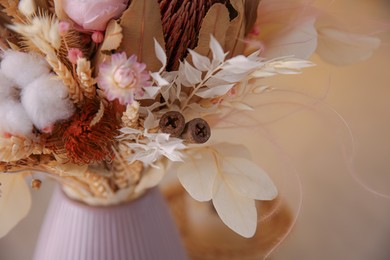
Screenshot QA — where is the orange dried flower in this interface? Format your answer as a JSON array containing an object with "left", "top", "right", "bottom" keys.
[{"left": 60, "top": 101, "right": 120, "bottom": 164}]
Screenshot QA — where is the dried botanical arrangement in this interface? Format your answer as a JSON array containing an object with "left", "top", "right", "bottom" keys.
[{"left": 0, "top": 0, "right": 381, "bottom": 239}]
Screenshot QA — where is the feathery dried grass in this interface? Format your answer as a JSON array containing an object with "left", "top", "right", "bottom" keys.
[{"left": 46, "top": 53, "right": 85, "bottom": 104}]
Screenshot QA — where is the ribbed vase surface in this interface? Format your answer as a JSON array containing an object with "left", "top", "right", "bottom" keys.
[{"left": 33, "top": 187, "right": 188, "bottom": 260}]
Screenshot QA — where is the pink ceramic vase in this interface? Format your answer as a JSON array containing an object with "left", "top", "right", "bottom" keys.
[{"left": 33, "top": 187, "right": 188, "bottom": 260}]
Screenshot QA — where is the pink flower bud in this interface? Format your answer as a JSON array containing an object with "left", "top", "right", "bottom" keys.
[
  {"left": 62, "top": 0, "right": 129, "bottom": 31},
  {"left": 67, "top": 48, "right": 83, "bottom": 64},
  {"left": 58, "top": 21, "right": 70, "bottom": 36},
  {"left": 92, "top": 31, "right": 104, "bottom": 44}
]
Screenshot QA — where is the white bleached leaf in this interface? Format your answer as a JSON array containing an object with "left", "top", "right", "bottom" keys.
[
  {"left": 223, "top": 55, "right": 261, "bottom": 73},
  {"left": 150, "top": 72, "right": 169, "bottom": 86},
  {"left": 251, "top": 70, "right": 276, "bottom": 78},
  {"left": 144, "top": 110, "right": 158, "bottom": 129},
  {"left": 0, "top": 174, "right": 31, "bottom": 238},
  {"left": 221, "top": 156, "right": 278, "bottom": 200},
  {"left": 183, "top": 60, "right": 202, "bottom": 85},
  {"left": 212, "top": 173, "right": 257, "bottom": 238},
  {"left": 317, "top": 27, "right": 381, "bottom": 65},
  {"left": 135, "top": 160, "right": 166, "bottom": 194},
  {"left": 209, "top": 70, "right": 247, "bottom": 84},
  {"left": 210, "top": 35, "right": 226, "bottom": 62},
  {"left": 100, "top": 20, "right": 123, "bottom": 51},
  {"left": 154, "top": 38, "right": 167, "bottom": 72},
  {"left": 195, "top": 84, "right": 235, "bottom": 98},
  {"left": 177, "top": 150, "right": 218, "bottom": 201},
  {"left": 188, "top": 49, "right": 211, "bottom": 71},
  {"left": 143, "top": 86, "right": 161, "bottom": 98}
]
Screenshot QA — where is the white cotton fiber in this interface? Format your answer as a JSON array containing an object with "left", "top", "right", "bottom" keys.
[
  {"left": 1, "top": 50, "right": 50, "bottom": 88},
  {"left": 0, "top": 71, "right": 18, "bottom": 99},
  {"left": 0, "top": 99, "right": 33, "bottom": 136},
  {"left": 21, "top": 74, "right": 75, "bottom": 130}
]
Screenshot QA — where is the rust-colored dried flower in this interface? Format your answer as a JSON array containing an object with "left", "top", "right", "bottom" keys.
[
  {"left": 60, "top": 101, "right": 120, "bottom": 164},
  {"left": 158, "top": 0, "right": 224, "bottom": 70}
]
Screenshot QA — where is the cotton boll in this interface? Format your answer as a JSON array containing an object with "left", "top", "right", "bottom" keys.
[
  {"left": 0, "top": 71, "right": 18, "bottom": 99},
  {"left": 21, "top": 74, "right": 75, "bottom": 131},
  {"left": 0, "top": 99, "right": 33, "bottom": 136},
  {"left": 1, "top": 50, "right": 50, "bottom": 88}
]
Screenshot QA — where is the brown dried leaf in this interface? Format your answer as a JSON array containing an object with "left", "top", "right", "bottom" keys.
[
  {"left": 193, "top": 3, "right": 230, "bottom": 59},
  {"left": 225, "top": 0, "right": 246, "bottom": 58},
  {"left": 244, "top": 0, "right": 261, "bottom": 35},
  {"left": 101, "top": 20, "right": 123, "bottom": 51},
  {"left": 120, "top": 0, "right": 166, "bottom": 72}
]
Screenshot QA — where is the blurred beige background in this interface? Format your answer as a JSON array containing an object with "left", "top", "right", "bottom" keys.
[{"left": 1, "top": 0, "right": 390, "bottom": 259}]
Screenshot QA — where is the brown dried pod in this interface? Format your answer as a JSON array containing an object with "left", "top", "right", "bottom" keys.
[
  {"left": 159, "top": 111, "right": 186, "bottom": 137},
  {"left": 31, "top": 179, "right": 42, "bottom": 190},
  {"left": 181, "top": 118, "right": 211, "bottom": 144}
]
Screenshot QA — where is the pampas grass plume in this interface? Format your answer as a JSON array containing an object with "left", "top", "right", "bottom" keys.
[
  {"left": 21, "top": 74, "right": 75, "bottom": 131},
  {"left": 1, "top": 51, "right": 50, "bottom": 87}
]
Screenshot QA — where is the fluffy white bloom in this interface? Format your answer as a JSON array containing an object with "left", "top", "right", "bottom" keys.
[
  {"left": 0, "top": 72, "right": 17, "bottom": 99},
  {"left": 119, "top": 128, "right": 186, "bottom": 166},
  {"left": 0, "top": 100, "right": 33, "bottom": 136},
  {"left": 21, "top": 74, "right": 75, "bottom": 132},
  {"left": 1, "top": 51, "right": 50, "bottom": 87},
  {"left": 98, "top": 53, "right": 151, "bottom": 105}
]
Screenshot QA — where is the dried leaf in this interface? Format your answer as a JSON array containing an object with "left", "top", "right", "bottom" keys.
[
  {"left": 177, "top": 150, "right": 218, "bottom": 202},
  {"left": 195, "top": 84, "right": 235, "bottom": 99},
  {"left": 225, "top": 0, "right": 246, "bottom": 58},
  {"left": 100, "top": 20, "right": 123, "bottom": 51},
  {"left": 120, "top": 0, "right": 166, "bottom": 72},
  {"left": 244, "top": 0, "right": 261, "bottom": 34},
  {"left": 0, "top": 174, "right": 31, "bottom": 238},
  {"left": 221, "top": 156, "right": 277, "bottom": 200},
  {"left": 212, "top": 172, "right": 257, "bottom": 238},
  {"left": 193, "top": 3, "right": 230, "bottom": 59}
]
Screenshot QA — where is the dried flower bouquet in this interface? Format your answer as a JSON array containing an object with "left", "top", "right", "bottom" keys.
[{"left": 0, "top": 0, "right": 380, "bottom": 239}]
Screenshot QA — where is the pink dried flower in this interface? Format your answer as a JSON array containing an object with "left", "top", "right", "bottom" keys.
[
  {"left": 67, "top": 48, "right": 83, "bottom": 64},
  {"left": 98, "top": 53, "right": 150, "bottom": 105},
  {"left": 62, "top": 0, "right": 129, "bottom": 31}
]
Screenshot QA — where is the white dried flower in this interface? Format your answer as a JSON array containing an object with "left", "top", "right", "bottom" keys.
[
  {"left": 21, "top": 74, "right": 75, "bottom": 132},
  {"left": 1, "top": 51, "right": 50, "bottom": 87},
  {"left": 0, "top": 72, "right": 18, "bottom": 99},
  {"left": 0, "top": 100, "right": 33, "bottom": 136}
]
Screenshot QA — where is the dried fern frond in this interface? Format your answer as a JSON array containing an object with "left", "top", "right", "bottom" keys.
[{"left": 76, "top": 57, "right": 96, "bottom": 99}]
